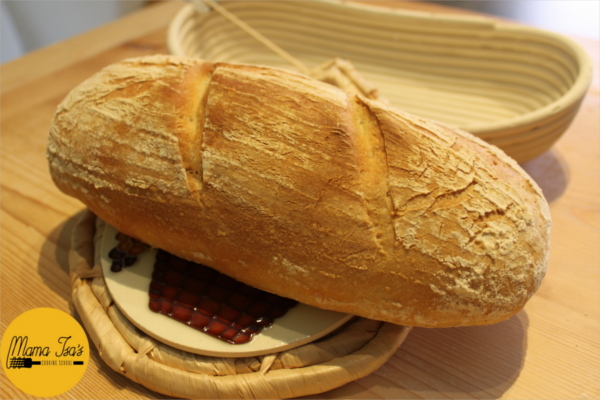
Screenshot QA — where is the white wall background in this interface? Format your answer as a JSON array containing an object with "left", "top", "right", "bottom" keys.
[
  {"left": 1, "top": 0, "right": 145, "bottom": 64},
  {"left": 428, "top": 1, "right": 599, "bottom": 40}
]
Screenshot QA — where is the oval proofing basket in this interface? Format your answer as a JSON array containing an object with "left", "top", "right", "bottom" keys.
[
  {"left": 69, "top": 210, "right": 411, "bottom": 399},
  {"left": 168, "top": 0, "right": 592, "bottom": 163}
]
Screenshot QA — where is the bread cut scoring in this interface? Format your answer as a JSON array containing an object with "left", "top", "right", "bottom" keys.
[{"left": 47, "top": 55, "right": 551, "bottom": 328}]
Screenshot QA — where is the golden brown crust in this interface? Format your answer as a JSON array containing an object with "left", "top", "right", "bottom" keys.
[{"left": 47, "top": 55, "right": 550, "bottom": 327}]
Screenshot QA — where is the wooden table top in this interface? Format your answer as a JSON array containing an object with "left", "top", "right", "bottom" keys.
[{"left": 1, "top": 1, "right": 598, "bottom": 399}]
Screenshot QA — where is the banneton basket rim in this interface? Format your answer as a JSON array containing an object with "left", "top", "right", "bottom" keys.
[
  {"left": 167, "top": 0, "right": 592, "bottom": 162},
  {"left": 69, "top": 210, "right": 411, "bottom": 399}
]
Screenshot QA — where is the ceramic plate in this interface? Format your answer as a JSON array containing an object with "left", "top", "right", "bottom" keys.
[{"left": 100, "top": 222, "right": 354, "bottom": 357}]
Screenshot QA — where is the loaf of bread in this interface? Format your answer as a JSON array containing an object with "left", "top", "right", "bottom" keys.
[{"left": 48, "top": 55, "right": 550, "bottom": 328}]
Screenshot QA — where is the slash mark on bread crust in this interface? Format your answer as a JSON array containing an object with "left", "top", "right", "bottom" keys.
[
  {"left": 351, "top": 96, "right": 399, "bottom": 248},
  {"left": 376, "top": 118, "right": 399, "bottom": 245},
  {"left": 196, "top": 68, "right": 213, "bottom": 200},
  {"left": 179, "top": 63, "right": 215, "bottom": 206}
]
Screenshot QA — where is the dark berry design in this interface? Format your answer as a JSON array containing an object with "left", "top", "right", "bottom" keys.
[{"left": 108, "top": 233, "right": 150, "bottom": 272}]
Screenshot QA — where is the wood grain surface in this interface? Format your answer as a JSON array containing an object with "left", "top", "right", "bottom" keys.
[{"left": 1, "top": 1, "right": 598, "bottom": 399}]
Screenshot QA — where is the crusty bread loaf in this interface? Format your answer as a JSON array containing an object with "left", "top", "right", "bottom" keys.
[{"left": 48, "top": 55, "right": 551, "bottom": 328}]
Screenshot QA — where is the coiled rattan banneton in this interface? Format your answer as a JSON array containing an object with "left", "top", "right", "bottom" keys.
[
  {"left": 168, "top": 0, "right": 593, "bottom": 163},
  {"left": 69, "top": 210, "right": 411, "bottom": 399}
]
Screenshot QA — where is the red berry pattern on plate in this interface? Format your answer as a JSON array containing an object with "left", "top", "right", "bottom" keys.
[{"left": 148, "top": 250, "right": 298, "bottom": 344}]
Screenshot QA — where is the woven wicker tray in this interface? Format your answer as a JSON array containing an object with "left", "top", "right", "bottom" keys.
[
  {"left": 69, "top": 210, "right": 411, "bottom": 399},
  {"left": 167, "top": 0, "right": 592, "bottom": 163}
]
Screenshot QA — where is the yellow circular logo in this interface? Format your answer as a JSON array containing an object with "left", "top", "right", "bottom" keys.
[{"left": 1, "top": 308, "right": 89, "bottom": 397}]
